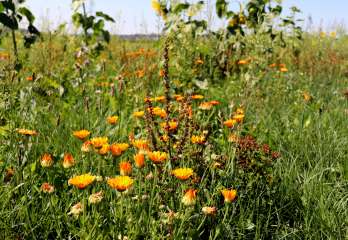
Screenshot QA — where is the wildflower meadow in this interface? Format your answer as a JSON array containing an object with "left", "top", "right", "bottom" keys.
[{"left": 1, "top": 0, "right": 348, "bottom": 239}]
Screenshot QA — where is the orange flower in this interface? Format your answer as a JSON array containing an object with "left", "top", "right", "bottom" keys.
[
  {"left": 73, "top": 130, "right": 90, "bottom": 139},
  {"left": 154, "top": 63, "right": 157, "bottom": 68},
  {"left": 135, "top": 52, "right": 142, "bottom": 55},
  {"left": 155, "top": 109, "right": 167, "bottom": 117},
  {"left": 279, "top": 64, "right": 286, "bottom": 67},
  {"left": 202, "top": 206, "right": 215, "bottom": 216},
  {"left": 81, "top": 140, "right": 93, "bottom": 153},
  {"left": 27, "top": 77, "right": 33, "bottom": 81},
  {"left": 3, "top": 53, "right": 8, "bottom": 58},
  {"left": 159, "top": 135, "right": 167, "bottom": 142},
  {"left": 90, "top": 137, "right": 108, "bottom": 149},
  {"left": 221, "top": 189, "right": 237, "bottom": 203},
  {"left": 126, "top": 89, "right": 131, "bottom": 92},
  {"left": 121, "top": 72, "right": 127, "bottom": 76},
  {"left": 173, "top": 94, "right": 181, "bottom": 98},
  {"left": 199, "top": 102, "right": 213, "bottom": 111},
  {"left": 228, "top": 134, "right": 237, "bottom": 142},
  {"left": 160, "top": 122, "right": 177, "bottom": 132},
  {"left": 303, "top": 93, "right": 309, "bottom": 100},
  {"left": 147, "top": 52, "right": 153, "bottom": 55},
  {"left": 133, "top": 94, "right": 137, "bottom": 98},
  {"left": 223, "top": 120, "right": 236, "bottom": 127},
  {"left": 4, "top": 169, "right": 15, "bottom": 182},
  {"left": 102, "top": 82, "right": 108, "bottom": 85},
  {"left": 176, "top": 97, "right": 183, "bottom": 102},
  {"left": 270, "top": 64, "right": 277, "bottom": 67},
  {"left": 280, "top": 68, "right": 288, "bottom": 72},
  {"left": 195, "top": 60, "right": 203, "bottom": 64},
  {"left": 43, "top": 183, "right": 55, "bottom": 193},
  {"left": 134, "top": 154, "right": 145, "bottom": 168},
  {"left": 110, "top": 143, "right": 129, "bottom": 157},
  {"left": 247, "top": 58, "right": 253, "bottom": 62},
  {"left": 238, "top": 60, "right": 247, "bottom": 64},
  {"left": 236, "top": 109, "right": 244, "bottom": 114},
  {"left": 60, "top": 153, "right": 76, "bottom": 168},
  {"left": 126, "top": 53, "right": 133, "bottom": 56},
  {"left": 18, "top": 129, "right": 38, "bottom": 136},
  {"left": 147, "top": 151, "right": 167, "bottom": 164},
  {"left": 139, "top": 49, "right": 146, "bottom": 52},
  {"left": 191, "top": 136, "right": 205, "bottom": 144},
  {"left": 120, "top": 162, "right": 131, "bottom": 176},
  {"left": 133, "top": 111, "right": 144, "bottom": 117},
  {"left": 160, "top": 70, "right": 165, "bottom": 76},
  {"left": 182, "top": 189, "right": 197, "bottom": 206},
  {"left": 40, "top": 154, "right": 53, "bottom": 168},
  {"left": 136, "top": 70, "right": 144, "bottom": 77},
  {"left": 106, "top": 116, "right": 119, "bottom": 124},
  {"left": 172, "top": 168, "right": 194, "bottom": 181},
  {"left": 144, "top": 97, "right": 155, "bottom": 102},
  {"left": 98, "top": 144, "right": 110, "bottom": 156},
  {"left": 129, "top": 134, "right": 135, "bottom": 141},
  {"left": 132, "top": 140, "right": 149, "bottom": 153},
  {"left": 192, "top": 95, "right": 204, "bottom": 100},
  {"left": 69, "top": 174, "right": 95, "bottom": 189},
  {"left": 193, "top": 69, "right": 198, "bottom": 72},
  {"left": 210, "top": 101, "right": 220, "bottom": 105},
  {"left": 108, "top": 176, "right": 134, "bottom": 192},
  {"left": 155, "top": 96, "right": 166, "bottom": 102},
  {"left": 233, "top": 115, "right": 244, "bottom": 122}
]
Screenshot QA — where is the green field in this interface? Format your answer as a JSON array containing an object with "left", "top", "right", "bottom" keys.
[{"left": 1, "top": 0, "right": 348, "bottom": 239}]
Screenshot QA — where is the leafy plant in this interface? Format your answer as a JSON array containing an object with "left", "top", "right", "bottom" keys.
[{"left": 70, "top": 0, "right": 115, "bottom": 46}]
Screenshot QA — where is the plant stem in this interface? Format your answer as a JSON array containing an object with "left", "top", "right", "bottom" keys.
[{"left": 11, "top": 28, "right": 17, "bottom": 57}]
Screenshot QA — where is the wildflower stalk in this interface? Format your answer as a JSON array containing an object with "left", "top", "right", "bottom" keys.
[
  {"left": 147, "top": 164, "right": 158, "bottom": 230},
  {"left": 120, "top": 193, "right": 125, "bottom": 239}
]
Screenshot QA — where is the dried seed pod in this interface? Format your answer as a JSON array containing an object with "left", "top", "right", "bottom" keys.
[
  {"left": 56, "top": 114, "right": 60, "bottom": 126},
  {"left": 85, "top": 99, "right": 89, "bottom": 113},
  {"left": 35, "top": 76, "right": 41, "bottom": 83},
  {"left": 31, "top": 72, "right": 35, "bottom": 80},
  {"left": 10, "top": 72, "right": 16, "bottom": 82},
  {"left": 83, "top": 84, "right": 86, "bottom": 94}
]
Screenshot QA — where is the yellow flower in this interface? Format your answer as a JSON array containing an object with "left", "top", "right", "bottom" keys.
[
  {"left": 223, "top": 119, "right": 236, "bottom": 127},
  {"left": 198, "top": 102, "right": 213, "bottom": 111},
  {"left": 90, "top": 137, "right": 108, "bottom": 149},
  {"left": 106, "top": 116, "right": 119, "bottom": 124},
  {"left": 110, "top": 143, "right": 129, "bottom": 157},
  {"left": 192, "top": 95, "right": 204, "bottom": 100},
  {"left": 172, "top": 168, "right": 194, "bottom": 181},
  {"left": 69, "top": 174, "right": 95, "bottom": 189},
  {"left": 321, "top": 32, "right": 326, "bottom": 37},
  {"left": 133, "top": 111, "right": 144, "bottom": 118},
  {"left": 302, "top": 93, "right": 309, "bottom": 100},
  {"left": 73, "top": 130, "right": 90, "bottom": 139},
  {"left": 190, "top": 135, "right": 205, "bottom": 144},
  {"left": 233, "top": 115, "right": 245, "bottom": 122},
  {"left": 131, "top": 140, "right": 149, "bottom": 154},
  {"left": 236, "top": 109, "right": 244, "bottom": 114},
  {"left": 18, "top": 129, "right": 38, "bottom": 136},
  {"left": 120, "top": 162, "right": 131, "bottom": 176},
  {"left": 160, "top": 122, "right": 177, "bottom": 132},
  {"left": 98, "top": 144, "right": 110, "bottom": 156},
  {"left": 108, "top": 176, "right": 134, "bottom": 192},
  {"left": 280, "top": 68, "right": 288, "bottom": 72},
  {"left": 221, "top": 189, "right": 237, "bottom": 203},
  {"left": 330, "top": 31, "right": 336, "bottom": 37},
  {"left": 147, "top": 151, "right": 167, "bottom": 164}
]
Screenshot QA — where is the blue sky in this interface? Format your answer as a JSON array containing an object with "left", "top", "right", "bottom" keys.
[{"left": 25, "top": 0, "right": 347, "bottom": 34}]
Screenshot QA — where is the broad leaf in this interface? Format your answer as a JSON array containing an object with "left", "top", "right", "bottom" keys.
[
  {"left": 0, "top": 3, "right": 6, "bottom": 12},
  {"left": 28, "top": 24, "right": 39, "bottom": 35},
  {"left": 92, "top": 19, "right": 104, "bottom": 34},
  {"left": 72, "top": 12, "right": 83, "bottom": 27},
  {"left": 216, "top": 0, "right": 228, "bottom": 19},
  {"left": 153, "top": 36, "right": 166, "bottom": 48},
  {"left": 185, "top": 1, "right": 205, "bottom": 17},
  {"left": 172, "top": 3, "right": 189, "bottom": 14},
  {"left": 0, "top": 12, "right": 18, "bottom": 30},
  {"left": 0, "top": 0, "right": 19, "bottom": 13},
  {"left": 70, "top": 0, "right": 86, "bottom": 12},
  {"left": 96, "top": 12, "right": 115, "bottom": 22},
  {"left": 18, "top": 7, "right": 34, "bottom": 24},
  {"left": 195, "top": 45, "right": 214, "bottom": 56},
  {"left": 102, "top": 29, "right": 110, "bottom": 43},
  {"left": 270, "top": 0, "right": 284, "bottom": 4}
]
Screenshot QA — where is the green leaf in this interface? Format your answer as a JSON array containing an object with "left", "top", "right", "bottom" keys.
[
  {"left": 0, "top": 3, "right": 6, "bottom": 13},
  {"left": 70, "top": 0, "right": 86, "bottom": 12},
  {"left": 92, "top": 19, "right": 104, "bottom": 34},
  {"left": 186, "top": 1, "right": 205, "bottom": 17},
  {"left": 0, "top": 12, "right": 18, "bottom": 30},
  {"left": 30, "top": 161, "right": 36, "bottom": 172},
  {"left": 226, "top": 11, "right": 235, "bottom": 19},
  {"left": 28, "top": 24, "right": 39, "bottom": 35},
  {"left": 169, "top": 0, "right": 181, "bottom": 10},
  {"left": 270, "top": 0, "right": 284, "bottom": 4},
  {"left": 18, "top": 7, "right": 34, "bottom": 24},
  {"left": 195, "top": 45, "right": 214, "bottom": 56},
  {"left": 23, "top": 33, "right": 38, "bottom": 48},
  {"left": 172, "top": 3, "right": 189, "bottom": 14},
  {"left": 193, "top": 77, "right": 208, "bottom": 90},
  {"left": 163, "top": 13, "right": 183, "bottom": 31},
  {"left": 1, "top": 0, "right": 19, "bottom": 13},
  {"left": 153, "top": 36, "right": 166, "bottom": 49},
  {"left": 54, "top": 22, "right": 67, "bottom": 36},
  {"left": 96, "top": 11, "right": 115, "bottom": 22},
  {"left": 270, "top": 5, "right": 282, "bottom": 16},
  {"left": 102, "top": 29, "right": 110, "bottom": 43},
  {"left": 216, "top": 0, "right": 228, "bottom": 19},
  {"left": 72, "top": 12, "right": 83, "bottom": 27}
]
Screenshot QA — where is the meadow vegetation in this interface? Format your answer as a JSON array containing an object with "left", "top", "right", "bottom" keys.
[{"left": 1, "top": 0, "right": 348, "bottom": 239}]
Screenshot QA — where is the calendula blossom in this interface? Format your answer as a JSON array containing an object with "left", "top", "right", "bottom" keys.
[
  {"left": 40, "top": 154, "right": 53, "bottom": 168},
  {"left": 60, "top": 153, "right": 76, "bottom": 169},
  {"left": 43, "top": 183, "right": 55, "bottom": 194},
  {"left": 106, "top": 116, "right": 119, "bottom": 124},
  {"left": 223, "top": 120, "right": 236, "bottom": 127},
  {"left": 191, "top": 135, "right": 205, "bottom": 144},
  {"left": 98, "top": 144, "right": 110, "bottom": 156},
  {"left": 233, "top": 115, "right": 245, "bottom": 122},
  {"left": 81, "top": 140, "right": 93, "bottom": 153},
  {"left": 147, "top": 151, "right": 167, "bottom": 164},
  {"left": 132, "top": 140, "right": 149, "bottom": 154},
  {"left": 119, "top": 162, "right": 131, "bottom": 176},
  {"left": 73, "top": 129, "right": 90, "bottom": 139},
  {"left": 90, "top": 137, "right": 108, "bottom": 149},
  {"left": 202, "top": 206, "right": 215, "bottom": 216},
  {"left": 134, "top": 154, "right": 145, "bottom": 168},
  {"left": 108, "top": 176, "right": 134, "bottom": 192},
  {"left": 110, "top": 143, "right": 129, "bottom": 157},
  {"left": 182, "top": 189, "right": 197, "bottom": 206},
  {"left": 172, "top": 168, "right": 194, "bottom": 181},
  {"left": 89, "top": 192, "right": 105, "bottom": 204},
  {"left": 221, "top": 189, "right": 237, "bottom": 203},
  {"left": 69, "top": 174, "right": 95, "bottom": 189},
  {"left": 133, "top": 111, "right": 144, "bottom": 118},
  {"left": 199, "top": 102, "right": 213, "bottom": 111},
  {"left": 18, "top": 129, "right": 37, "bottom": 136}
]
